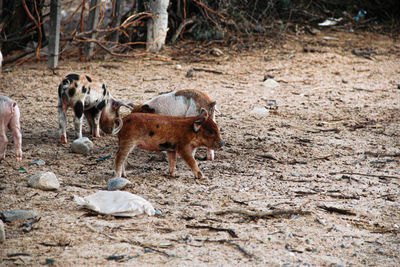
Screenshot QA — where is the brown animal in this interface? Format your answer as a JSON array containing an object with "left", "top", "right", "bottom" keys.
[
  {"left": 113, "top": 109, "right": 224, "bottom": 179},
  {"left": 130, "top": 89, "right": 219, "bottom": 160}
]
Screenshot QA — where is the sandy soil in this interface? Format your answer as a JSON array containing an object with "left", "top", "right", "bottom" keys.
[{"left": 0, "top": 31, "right": 399, "bottom": 266}]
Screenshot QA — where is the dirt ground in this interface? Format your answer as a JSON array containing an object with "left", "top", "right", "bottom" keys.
[{"left": 0, "top": 31, "right": 399, "bottom": 266}]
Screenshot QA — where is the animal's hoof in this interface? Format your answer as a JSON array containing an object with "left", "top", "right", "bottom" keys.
[{"left": 60, "top": 135, "right": 67, "bottom": 144}]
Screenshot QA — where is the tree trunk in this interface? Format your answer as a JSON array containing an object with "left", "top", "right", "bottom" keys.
[{"left": 146, "top": 0, "right": 169, "bottom": 52}]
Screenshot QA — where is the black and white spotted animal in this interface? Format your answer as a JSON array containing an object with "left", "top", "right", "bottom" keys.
[{"left": 58, "top": 73, "right": 130, "bottom": 143}]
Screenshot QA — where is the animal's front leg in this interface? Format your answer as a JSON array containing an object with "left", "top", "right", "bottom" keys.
[
  {"left": 73, "top": 101, "right": 84, "bottom": 139},
  {"left": 92, "top": 109, "right": 101, "bottom": 137},
  {"left": 114, "top": 139, "right": 135, "bottom": 177},
  {"left": 179, "top": 147, "right": 203, "bottom": 179},
  {"left": 9, "top": 107, "right": 22, "bottom": 161},
  {"left": 58, "top": 101, "right": 68, "bottom": 143},
  {"left": 84, "top": 110, "right": 94, "bottom": 135},
  {"left": 0, "top": 131, "right": 8, "bottom": 161},
  {"left": 167, "top": 151, "right": 178, "bottom": 177}
]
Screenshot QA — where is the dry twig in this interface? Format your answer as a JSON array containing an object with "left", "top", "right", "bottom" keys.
[{"left": 214, "top": 208, "right": 311, "bottom": 219}]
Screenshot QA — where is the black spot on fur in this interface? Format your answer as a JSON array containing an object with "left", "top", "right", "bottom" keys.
[
  {"left": 96, "top": 100, "right": 106, "bottom": 110},
  {"left": 75, "top": 83, "right": 78, "bottom": 87},
  {"left": 68, "top": 87, "right": 76, "bottom": 97},
  {"left": 82, "top": 86, "right": 87, "bottom": 93},
  {"left": 159, "top": 142, "right": 175, "bottom": 150},
  {"left": 149, "top": 131, "right": 154, "bottom": 137},
  {"left": 85, "top": 75, "right": 92, "bottom": 82},
  {"left": 74, "top": 101, "right": 84, "bottom": 118},
  {"left": 102, "top": 84, "right": 107, "bottom": 96},
  {"left": 88, "top": 87, "right": 91, "bottom": 94},
  {"left": 126, "top": 118, "right": 132, "bottom": 123},
  {"left": 66, "top": 73, "right": 80, "bottom": 82},
  {"left": 156, "top": 124, "right": 159, "bottom": 129},
  {"left": 89, "top": 107, "right": 101, "bottom": 118}
]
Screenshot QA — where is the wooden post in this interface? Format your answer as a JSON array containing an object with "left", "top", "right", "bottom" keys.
[
  {"left": 48, "top": 0, "right": 61, "bottom": 68},
  {"left": 110, "top": 0, "right": 122, "bottom": 43},
  {"left": 86, "top": 0, "right": 100, "bottom": 56}
]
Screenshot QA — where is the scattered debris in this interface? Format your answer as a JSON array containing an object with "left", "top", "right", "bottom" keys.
[
  {"left": 96, "top": 155, "right": 111, "bottom": 162},
  {"left": 317, "top": 205, "right": 356, "bottom": 216},
  {"left": 318, "top": 18, "right": 343, "bottom": 27},
  {"left": 215, "top": 208, "right": 311, "bottom": 220},
  {"left": 106, "top": 254, "right": 139, "bottom": 262},
  {"left": 186, "top": 224, "right": 238, "bottom": 238},
  {"left": 74, "top": 191, "right": 155, "bottom": 217}
]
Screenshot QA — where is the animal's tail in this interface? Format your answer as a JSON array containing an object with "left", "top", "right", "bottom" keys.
[{"left": 112, "top": 117, "right": 123, "bottom": 135}]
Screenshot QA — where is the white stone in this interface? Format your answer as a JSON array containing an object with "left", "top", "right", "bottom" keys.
[
  {"left": 251, "top": 107, "right": 270, "bottom": 116},
  {"left": 175, "top": 64, "right": 182, "bottom": 70},
  {"left": 262, "top": 78, "right": 280, "bottom": 89},
  {"left": 71, "top": 137, "right": 93, "bottom": 154},
  {"left": 0, "top": 220, "right": 5, "bottom": 243},
  {"left": 28, "top": 171, "right": 60, "bottom": 191}
]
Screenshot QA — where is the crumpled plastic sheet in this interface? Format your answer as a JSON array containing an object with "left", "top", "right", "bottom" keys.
[{"left": 74, "top": 191, "right": 155, "bottom": 217}]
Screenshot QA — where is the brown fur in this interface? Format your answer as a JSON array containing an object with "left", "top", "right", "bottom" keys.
[{"left": 114, "top": 110, "right": 224, "bottom": 179}]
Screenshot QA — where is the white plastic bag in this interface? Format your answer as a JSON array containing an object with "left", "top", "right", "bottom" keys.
[{"left": 74, "top": 191, "right": 155, "bottom": 217}]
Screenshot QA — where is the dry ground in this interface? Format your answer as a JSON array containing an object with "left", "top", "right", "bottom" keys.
[{"left": 0, "top": 31, "right": 399, "bottom": 266}]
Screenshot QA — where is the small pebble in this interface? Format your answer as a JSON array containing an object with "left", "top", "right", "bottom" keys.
[
  {"left": 175, "top": 64, "right": 182, "bottom": 70},
  {"left": 251, "top": 107, "right": 269, "bottom": 116},
  {"left": 29, "top": 159, "right": 46, "bottom": 166},
  {"left": 262, "top": 78, "right": 280, "bottom": 89},
  {"left": 107, "top": 177, "right": 131, "bottom": 191},
  {"left": 155, "top": 209, "right": 163, "bottom": 216},
  {"left": 45, "top": 258, "right": 56, "bottom": 265},
  {"left": 341, "top": 243, "right": 349, "bottom": 248},
  {"left": 1, "top": 210, "right": 38, "bottom": 223}
]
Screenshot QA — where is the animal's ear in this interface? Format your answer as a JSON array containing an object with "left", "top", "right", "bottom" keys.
[
  {"left": 199, "top": 108, "right": 208, "bottom": 118},
  {"left": 193, "top": 109, "right": 208, "bottom": 133},
  {"left": 142, "top": 104, "right": 156, "bottom": 113},
  {"left": 208, "top": 101, "right": 216, "bottom": 114},
  {"left": 112, "top": 100, "right": 132, "bottom": 111}
]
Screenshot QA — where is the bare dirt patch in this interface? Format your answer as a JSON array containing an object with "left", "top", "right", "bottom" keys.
[{"left": 1, "top": 31, "right": 399, "bottom": 266}]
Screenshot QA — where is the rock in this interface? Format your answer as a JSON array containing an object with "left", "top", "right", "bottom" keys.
[
  {"left": 29, "top": 159, "right": 46, "bottom": 166},
  {"left": 262, "top": 78, "right": 280, "bottom": 89},
  {"left": 71, "top": 137, "right": 93, "bottom": 154},
  {"left": 0, "top": 220, "right": 5, "bottom": 243},
  {"left": 28, "top": 171, "right": 60, "bottom": 191},
  {"left": 1, "top": 210, "right": 38, "bottom": 222},
  {"left": 107, "top": 177, "right": 131, "bottom": 191},
  {"left": 251, "top": 107, "right": 269, "bottom": 116},
  {"left": 186, "top": 69, "right": 194, "bottom": 78},
  {"left": 155, "top": 209, "right": 163, "bottom": 216},
  {"left": 175, "top": 64, "right": 182, "bottom": 70}
]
